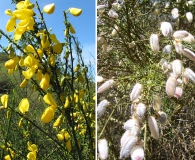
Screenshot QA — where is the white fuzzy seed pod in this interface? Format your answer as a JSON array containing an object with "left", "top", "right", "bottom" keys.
[
  {"left": 136, "top": 103, "right": 146, "bottom": 120},
  {"left": 183, "top": 68, "right": 195, "bottom": 84},
  {"left": 120, "top": 130, "right": 131, "bottom": 147},
  {"left": 171, "top": 59, "right": 182, "bottom": 77},
  {"left": 173, "top": 30, "right": 189, "bottom": 40},
  {"left": 173, "top": 40, "right": 183, "bottom": 54},
  {"left": 120, "top": 136, "right": 138, "bottom": 159},
  {"left": 148, "top": 116, "right": 159, "bottom": 140},
  {"left": 166, "top": 75, "right": 177, "bottom": 97},
  {"left": 160, "top": 22, "right": 173, "bottom": 37},
  {"left": 97, "top": 79, "right": 116, "bottom": 94},
  {"left": 98, "top": 139, "right": 109, "bottom": 160},
  {"left": 130, "top": 145, "right": 144, "bottom": 160},
  {"left": 130, "top": 83, "right": 143, "bottom": 102},
  {"left": 97, "top": 99, "right": 110, "bottom": 118},
  {"left": 182, "top": 48, "right": 195, "bottom": 62},
  {"left": 186, "top": 12, "right": 193, "bottom": 22},
  {"left": 123, "top": 118, "right": 140, "bottom": 135},
  {"left": 108, "top": 10, "right": 118, "bottom": 18},
  {"left": 158, "top": 111, "right": 167, "bottom": 125},
  {"left": 171, "top": 8, "right": 179, "bottom": 19},
  {"left": 111, "top": 25, "right": 119, "bottom": 37},
  {"left": 163, "top": 45, "right": 172, "bottom": 54},
  {"left": 150, "top": 34, "right": 159, "bottom": 53},
  {"left": 97, "top": 5, "right": 107, "bottom": 13},
  {"left": 97, "top": 75, "right": 104, "bottom": 83},
  {"left": 182, "top": 33, "right": 195, "bottom": 43}
]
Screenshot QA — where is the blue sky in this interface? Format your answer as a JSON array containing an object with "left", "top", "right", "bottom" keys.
[{"left": 0, "top": 0, "right": 96, "bottom": 67}]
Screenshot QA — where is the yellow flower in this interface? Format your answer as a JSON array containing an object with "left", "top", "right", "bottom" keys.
[
  {"left": 18, "top": 118, "right": 23, "bottom": 128},
  {"left": 40, "top": 73, "right": 50, "bottom": 90},
  {"left": 69, "top": 8, "right": 82, "bottom": 16},
  {"left": 24, "top": 55, "right": 39, "bottom": 68},
  {"left": 27, "top": 152, "right": 36, "bottom": 160},
  {"left": 43, "top": 3, "right": 55, "bottom": 14},
  {"left": 64, "top": 97, "right": 70, "bottom": 108},
  {"left": 41, "top": 107, "right": 55, "bottom": 123},
  {"left": 1, "top": 94, "right": 8, "bottom": 108},
  {"left": 49, "top": 55, "right": 56, "bottom": 66},
  {"left": 27, "top": 142, "right": 37, "bottom": 160},
  {"left": 13, "top": 9, "right": 34, "bottom": 20},
  {"left": 66, "top": 140, "right": 72, "bottom": 152},
  {"left": 43, "top": 93, "right": 57, "bottom": 107},
  {"left": 53, "top": 43, "right": 63, "bottom": 54},
  {"left": 36, "top": 69, "right": 42, "bottom": 81},
  {"left": 6, "top": 17, "right": 16, "bottom": 32},
  {"left": 18, "top": 98, "right": 29, "bottom": 114},
  {"left": 57, "top": 133, "right": 64, "bottom": 141},
  {"left": 53, "top": 115, "right": 62, "bottom": 127},
  {"left": 69, "top": 25, "right": 76, "bottom": 34},
  {"left": 4, "top": 57, "right": 19, "bottom": 69},
  {"left": 22, "top": 68, "right": 36, "bottom": 79}
]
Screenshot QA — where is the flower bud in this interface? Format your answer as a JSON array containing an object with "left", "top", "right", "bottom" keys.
[
  {"left": 186, "top": 12, "right": 193, "bottom": 22},
  {"left": 171, "top": 8, "right": 179, "bottom": 19},
  {"left": 98, "top": 139, "right": 108, "bottom": 160},
  {"left": 148, "top": 116, "right": 159, "bottom": 140},
  {"left": 182, "top": 48, "right": 195, "bottom": 62},
  {"left": 97, "top": 99, "right": 110, "bottom": 118},
  {"left": 97, "top": 79, "right": 116, "bottom": 93},
  {"left": 163, "top": 45, "right": 172, "bottom": 54},
  {"left": 166, "top": 75, "right": 177, "bottom": 97},
  {"left": 120, "top": 135, "right": 138, "bottom": 159},
  {"left": 171, "top": 59, "right": 182, "bottom": 77},
  {"left": 130, "top": 83, "right": 143, "bottom": 102},
  {"left": 153, "top": 95, "right": 161, "bottom": 112},
  {"left": 174, "top": 86, "right": 183, "bottom": 98},
  {"left": 149, "top": 34, "right": 159, "bottom": 53},
  {"left": 158, "top": 111, "right": 167, "bottom": 125},
  {"left": 160, "top": 22, "right": 173, "bottom": 37},
  {"left": 136, "top": 103, "right": 146, "bottom": 120},
  {"left": 130, "top": 145, "right": 144, "bottom": 160},
  {"left": 173, "top": 30, "right": 189, "bottom": 40}
]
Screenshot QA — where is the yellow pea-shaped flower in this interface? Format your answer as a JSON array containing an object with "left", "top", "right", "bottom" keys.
[
  {"left": 40, "top": 73, "right": 50, "bottom": 90},
  {"left": 18, "top": 98, "right": 29, "bottom": 114},
  {"left": 53, "top": 115, "right": 62, "bottom": 127},
  {"left": 43, "top": 93, "right": 57, "bottom": 107},
  {"left": 43, "top": 3, "right": 55, "bottom": 14},
  {"left": 66, "top": 140, "right": 72, "bottom": 152},
  {"left": 20, "top": 79, "right": 28, "bottom": 88},
  {"left": 69, "top": 8, "right": 82, "bottom": 16},
  {"left": 1, "top": 94, "right": 8, "bottom": 108},
  {"left": 6, "top": 17, "right": 16, "bottom": 32},
  {"left": 57, "top": 133, "right": 64, "bottom": 141},
  {"left": 64, "top": 97, "right": 70, "bottom": 108},
  {"left": 5, "top": 57, "right": 19, "bottom": 69},
  {"left": 41, "top": 107, "right": 55, "bottom": 123},
  {"left": 22, "top": 68, "right": 36, "bottom": 79}
]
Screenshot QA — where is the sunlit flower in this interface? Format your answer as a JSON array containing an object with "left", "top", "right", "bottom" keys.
[
  {"left": 20, "top": 79, "right": 28, "bottom": 88},
  {"left": 27, "top": 141, "right": 38, "bottom": 160},
  {"left": 41, "top": 106, "right": 55, "bottom": 123},
  {"left": 43, "top": 3, "right": 55, "bottom": 14},
  {"left": 4, "top": 56, "right": 19, "bottom": 70},
  {"left": 69, "top": 8, "right": 82, "bottom": 16},
  {"left": 40, "top": 73, "right": 50, "bottom": 90},
  {"left": 1, "top": 94, "right": 8, "bottom": 108},
  {"left": 18, "top": 98, "right": 29, "bottom": 114},
  {"left": 43, "top": 93, "right": 57, "bottom": 108}
]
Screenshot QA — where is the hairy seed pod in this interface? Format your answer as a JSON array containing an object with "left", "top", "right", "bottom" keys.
[
  {"left": 97, "top": 36, "right": 105, "bottom": 47},
  {"left": 182, "top": 48, "right": 195, "bottom": 62},
  {"left": 111, "top": 25, "right": 119, "bottom": 37},
  {"left": 160, "top": 22, "right": 173, "bottom": 37},
  {"left": 97, "top": 5, "right": 107, "bottom": 13},
  {"left": 173, "top": 30, "right": 189, "bottom": 40},
  {"left": 183, "top": 68, "right": 195, "bottom": 83},
  {"left": 130, "top": 103, "right": 135, "bottom": 116},
  {"left": 124, "top": 118, "right": 139, "bottom": 130},
  {"left": 171, "top": 59, "right": 182, "bottom": 77},
  {"left": 148, "top": 116, "right": 159, "bottom": 140},
  {"left": 174, "top": 86, "right": 183, "bottom": 98},
  {"left": 171, "top": 8, "right": 179, "bottom": 19},
  {"left": 186, "top": 12, "right": 193, "bottom": 22},
  {"left": 136, "top": 103, "right": 146, "bottom": 120},
  {"left": 108, "top": 9, "right": 118, "bottom": 18},
  {"left": 158, "top": 111, "right": 167, "bottom": 125},
  {"left": 98, "top": 139, "right": 108, "bottom": 160},
  {"left": 97, "top": 99, "right": 110, "bottom": 118},
  {"left": 163, "top": 45, "right": 172, "bottom": 54},
  {"left": 97, "top": 75, "right": 104, "bottom": 83},
  {"left": 173, "top": 40, "right": 183, "bottom": 54},
  {"left": 183, "top": 33, "right": 195, "bottom": 43},
  {"left": 130, "top": 145, "right": 144, "bottom": 160},
  {"left": 150, "top": 34, "right": 159, "bottom": 53},
  {"left": 153, "top": 95, "right": 161, "bottom": 112},
  {"left": 166, "top": 76, "right": 177, "bottom": 97},
  {"left": 97, "top": 79, "right": 116, "bottom": 93},
  {"left": 121, "top": 130, "right": 131, "bottom": 147},
  {"left": 120, "top": 136, "right": 138, "bottom": 159},
  {"left": 130, "top": 83, "right": 143, "bottom": 102}
]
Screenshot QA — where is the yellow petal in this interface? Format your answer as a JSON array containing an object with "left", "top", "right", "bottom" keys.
[
  {"left": 6, "top": 17, "right": 16, "bottom": 32},
  {"left": 43, "top": 93, "right": 57, "bottom": 107},
  {"left": 16, "top": 1, "right": 25, "bottom": 9},
  {"left": 50, "top": 34, "right": 60, "bottom": 43},
  {"left": 22, "top": 68, "right": 36, "bottom": 79},
  {"left": 64, "top": 97, "right": 70, "bottom": 108},
  {"left": 43, "top": 3, "right": 55, "bottom": 14},
  {"left": 5, "top": 9, "right": 12, "bottom": 16},
  {"left": 66, "top": 140, "right": 72, "bottom": 152},
  {"left": 69, "top": 25, "right": 76, "bottom": 34},
  {"left": 13, "top": 9, "right": 34, "bottom": 20},
  {"left": 28, "top": 144, "right": 38, "bottom": 152},
  {"left": 18, "top": 118, "right": 23, "bottom": 128},
  {"left": 53, "top": 43, "right": 63, "bottom": 54},
  {"left": 27, "top": 152, "right": 36, "bottom": 160},
  {"left": 36, "top": 69, "right": 42, "bottom": 81},
  {"left": 69, "top": 8, "right": 82, "bottom": 16},
  {"left": 53, "top": 115, "right": 62, "bottom": 127},
  {"left": 4, "top": 57, "right": 19, "bottom": 69},
  {"left": 57, "top": 133, "right": 64, "bottom": 141},
  {"left": 18, "top": 98, "right": 29, "bottom": 114},
  {"left": 40, "top": 73, "right": 50, "bottom": 90},
  {"left": 49, "top": 55, "right": 56, "bottom": 66},
  {"left": 20, "top": 79, "right": 28, "bottom": 88},
  {"left": 41, "top": 107, "right": 55, "bottom": 123},
  {"left": 1, "top": 94, "right": 8, "bottom": 108}
]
